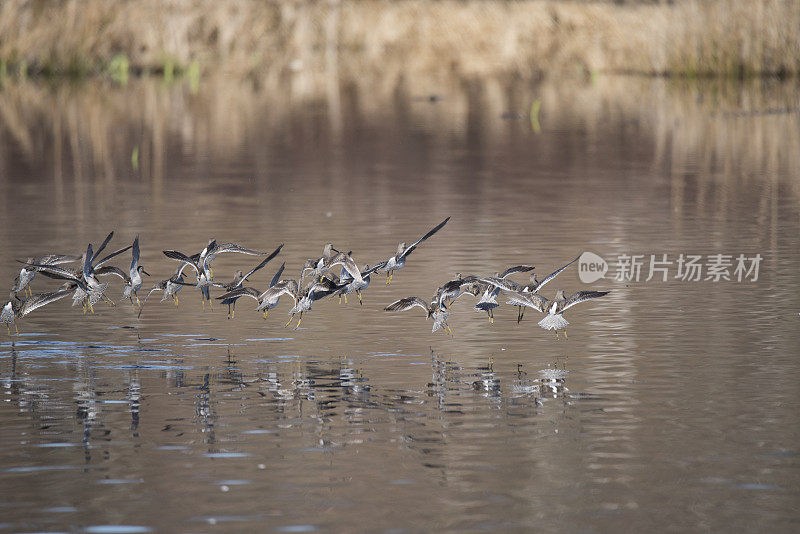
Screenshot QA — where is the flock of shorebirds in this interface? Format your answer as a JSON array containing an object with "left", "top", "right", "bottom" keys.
[{"left": 2, "top": 217, "right": 610, "bottom": 338}]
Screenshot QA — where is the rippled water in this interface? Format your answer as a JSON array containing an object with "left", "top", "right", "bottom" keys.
[{"left": 0, "top": 75, "right": 799, "bottom": 532}]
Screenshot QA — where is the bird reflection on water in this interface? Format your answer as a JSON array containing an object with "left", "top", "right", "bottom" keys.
[
  {"left": 1, "top": 342, "right": 572, "bottom": 447},
  {"left": 0, "top": 335, "right": 633, "bottom": 533}
]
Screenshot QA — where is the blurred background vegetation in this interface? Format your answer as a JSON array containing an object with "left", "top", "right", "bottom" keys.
[{"left": 1, "top": 0, "right": 798, "bottom": 82}]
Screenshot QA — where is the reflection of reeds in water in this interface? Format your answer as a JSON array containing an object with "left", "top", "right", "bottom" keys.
[
  {"left": 1, "top": 1, "right": 799, "bottom": 78},
  {"left": 0, "top": 73, "right": 797, "bottom": 201}
]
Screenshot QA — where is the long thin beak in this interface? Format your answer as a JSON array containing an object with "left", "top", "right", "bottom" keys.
[
  {"left": 331, "top": 247, "right": 341, "bottom": 254},
  {"left": 142, "top": 270, "right": 151, "bottom": 276}
]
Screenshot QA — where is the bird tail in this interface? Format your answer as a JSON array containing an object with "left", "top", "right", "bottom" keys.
[
  {"left": 474, "top": 302, "right": 497, "bottom": 312},
  {"left": 538, "top": 314, "right": 569, "bottom": 331},
  {"left": 89, "top": 283, "right": 109, "bottom": 304}
]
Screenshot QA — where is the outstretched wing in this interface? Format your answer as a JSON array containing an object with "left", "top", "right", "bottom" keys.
[
  {"left": 94, "top": 244, "right": 134, "bottom": 270},
  {"left": 362, "top": 261, "right": 387, "bottom": 276},
  {"left": 562, "top": 290, "right": 610, "bottom": 312},
  {"left": 18, "top": 289, "right": 73, "bottom": 317},
  {"left": 505, "top": 290, "right": 549, "bottom": 313},
  {"left": 94, "top": 265, "right": 130, "bottom": 281},
  {"left": 39, "top": 254, "right": 81, "bottom": 265},
  {"left": 163, "top": 250, "right": 200, "bottom": 275},
  {"left": 260, "top": 282, "right": 297, "bottom": 304},
  {"left": 476, "top": 276, "right": 516, "bottom": 291},
  {"left": 130, "top": 235, "right": 140, "bottom": 277},
  {"left": 498, "top": 265, "right": 535, "bottom": 279},
  {"left": 216, "top": 286, "right": 261, "bottom": 301},
  {"left": 242, "top": 244, "right": 283, "bottom": 282},
  {"left": 269, "top": 263, "right": 286, "bottom": 288},
  {"left": 20, "top": 261, "right": 80, "bottom": 280},
  {"left": 327, "top": 252, "right": 362, "bottom": 282},
  {"left": 400, "top": 216, "right": 451, "bottom": 259},
  {"left": 434, "top": 275, "right": 478, "bottom": 307},
  {"left": 90, "top": 231, "right": 114, "bottom": 266},
  {"left": 536, "top": 256, "right": 580, "bottom": 292},
  {"left": 440, "top": 275, "right": 479, "bottom": 293},
  {"left": 384, "top": 296, "right": 429, "bottom": 314},
  {"left": 204, "top": 242, "right": 268, "bottom": 268},
  {"left": 83, "top": 244, "right": 94, "bottom": 279}
]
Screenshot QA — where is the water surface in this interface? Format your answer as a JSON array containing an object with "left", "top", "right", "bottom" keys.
[{"left": 0, "top": 74, "right": 798, "bottom": 532}]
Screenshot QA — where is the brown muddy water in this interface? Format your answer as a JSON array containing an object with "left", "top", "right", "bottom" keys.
[{"left": 0, "top": 74, "right": 799, "bottom": 533}]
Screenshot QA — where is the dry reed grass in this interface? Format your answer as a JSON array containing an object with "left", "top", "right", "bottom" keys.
[{"left": 0, "top": 0, "right": 798, "bottom": 79}]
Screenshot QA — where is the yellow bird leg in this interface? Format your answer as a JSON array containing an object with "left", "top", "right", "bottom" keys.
[
  {"left": 344, "top": 294, "right": 347, "bottom": 305},
  {"left": 14, "top": 324, "right": 19, "bottom": 336},
  {"left": 294, "top": 314, "right": 303, "bottom": 329},
  {"left": 358, "top": 291, "right": 363, "bottom": 305},
  {"left": 285, "top": 314, "right": 294, "bottom": 327},
  {"left": 563, "top": 330, "right": 568, "bottom": 339}
]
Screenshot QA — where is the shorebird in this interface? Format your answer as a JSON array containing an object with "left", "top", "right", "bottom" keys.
[
  {"left": 513, "top": 256, "right": 579, "bottom": 323},
  {"left": 161, "top": 239, "right": 210, "bottom": 281},
  {"left": 333, "top": 261, "right": 386, "bottom": 305},
  {"left": 505, "top": 288, "right": 610, "bottom": 338},
  {"left": 126, "top": 235, "right": 148, "bottom": 305},
  {"left": 22, "top": 232, "right": 132, "bottom": 313},
  {"left": 384, "top": 296, "right": 453, "bottom": 336},
  {"left": 285, "top": 273, "right": 338, "bottom": 329},
  {"left": 214, "top": 245, "right": 283, "bottom": 318},
  {"left": 257, "top": 274, "right": 299, "bottom": 319},
  {"left": 80, "top": 234, "right": 137, "bottom": 312},
  {"left": 136, "top": 265, "right": 189, "bottom": 318},
  {"left": 215, "top": 263, "right": 296, "bottom": 319},
  {"left": 2, "top": 284, "right": 74, "bottom": 335},
  {"left": 302, "top": 243, "right": 341, "bottom": 277},
  {"left": 472, "top": 265, "right": 535, "bottom": 323},
  {"left": 163, "top": 240, "right": 277, "bottom": 308},
  {"left": 163, "top": 239, "right": 270, "bottom": 281},
  {"left": 433, "top": 273, "right": 480, "bottom": 310},
  {"left": 94, "top": 235, "right": 150, "bottom": 307},
  {"left": 12, "top": 254, "right": 80, "bottom": 297},
  {"left": 202, "top": 241, "right": 273, "bottom": 280},
  {"left": 314, "top": 251, "right": 378, "bottom": 302},
  {"left": 381, "top": 217, "right": 450, "bottom": 285}
]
